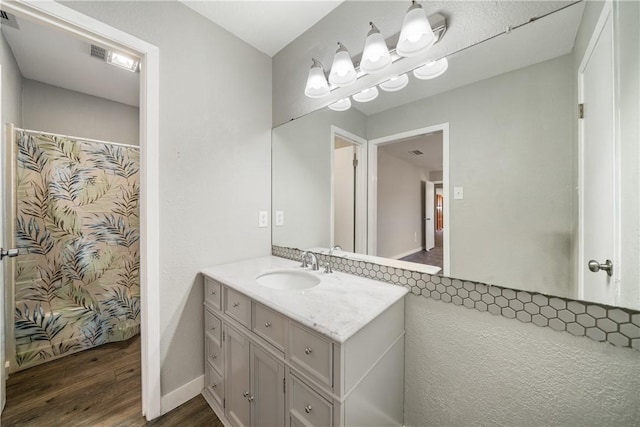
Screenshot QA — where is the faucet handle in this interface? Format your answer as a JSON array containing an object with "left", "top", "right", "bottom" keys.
[{"left": 300, "top": 251, "right": 309, "bottom": 268}]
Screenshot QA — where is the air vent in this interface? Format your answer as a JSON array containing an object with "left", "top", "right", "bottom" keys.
[
  {"left": 1, "top": 10, "right": 20, "bottom": 29},
  {"left": 90, "top": 44, "right": 107, "bottom": 60},
  {"left": 409, "top": 150, "right": 424, "bottom": 156}
]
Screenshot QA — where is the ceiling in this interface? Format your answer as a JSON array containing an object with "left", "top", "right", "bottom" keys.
[
  {"left": 2, "top": 14, "right": 140, "bottom": 107},
  {"left": 180, "top": 1, "right": 344, "bottom": 57},
  {"left": 380, "top": 131, "right": 443, "bottom": 172}
]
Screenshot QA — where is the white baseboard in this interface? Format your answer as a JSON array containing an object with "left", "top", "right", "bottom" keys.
[
  {"left": 391, "top": 246, "right": 424, "bottom": 260},
  {"left": 161, "top": 374, "right": 204, "bottom": 415}
]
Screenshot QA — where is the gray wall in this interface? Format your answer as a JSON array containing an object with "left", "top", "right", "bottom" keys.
[
  {"left": 368, "top": 55, "right": 574, "bottom": 296},
  {"left": 1, "top": 33, "right": 23, "bottom": 127},
  {"left": 22, "top": 79, "right": 139, "bottom": 146},
  {"left": 272, "top": 107, "right": 366, "bottom": 249},
  {"left": 377, "top": 151, "right": 426, "bottom": 258},
  {"left": 405, "top": 295, "right": 640, "bottom": 426},
  {"left": 63, "top": 1, "right": 272, "bottom": 397}
]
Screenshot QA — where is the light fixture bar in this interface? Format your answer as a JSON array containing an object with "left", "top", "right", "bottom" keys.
[{"left": 326, "top": 12, "right": 446, "bottom": 91}]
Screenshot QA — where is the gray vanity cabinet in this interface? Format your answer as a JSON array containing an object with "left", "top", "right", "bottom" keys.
[{"left": 202, "top": 275, "right": 405, "bottom": 427}]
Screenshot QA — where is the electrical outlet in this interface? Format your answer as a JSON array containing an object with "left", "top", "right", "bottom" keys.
[
  {"left": 275, "top": 211, "right": 284, "bottom": 226},
  {"left": 258, "top": 211, "right": 268, "bottom": 228}
]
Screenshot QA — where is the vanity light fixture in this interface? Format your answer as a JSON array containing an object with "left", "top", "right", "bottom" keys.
[
  {"left": 360, "top": 22, "right": 392, "bottom": 74},
  {"left": 396, "top": 0, "right": 437, "bottom": 57},
  {"left": 352, "top": 86, "right": 379, "bottom": 103},
  {"left": 328, "top": 97, "right": 352, "bottom": 111},
  {"left": 106, "top": 50, "right": 140, "bottom": 72},
  {"left": 379, "top": 74, "right": 409, "bottom": 92},
  {"left": 413, "top": 57, "right": 448, "bottom": 80},
  {"left": 304, "top": 58, "right": 330, "bottom": 98},
  {"left": 329, "top": 42, "right": 357, "bottom": 87}
]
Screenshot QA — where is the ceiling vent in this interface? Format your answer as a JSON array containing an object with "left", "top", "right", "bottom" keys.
[
  {"left": 409, "top": 150, "right": 424, "bottom": 156},
  {"left": 0, "top": 10, "right": 20, "bottom": 29},
  {"left": 90, "top": 44, "right": 107, "bottom": 61}
]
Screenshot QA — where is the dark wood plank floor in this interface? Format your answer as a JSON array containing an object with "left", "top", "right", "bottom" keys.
[
  {"left": 2, "top": 335, "right": 222, "bottom": 426},
  {"left": 401, "top": 229, "right": 444, "bottom": 268}
]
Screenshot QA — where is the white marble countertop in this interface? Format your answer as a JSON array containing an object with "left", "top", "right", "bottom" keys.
[
  {"left": 201, "top": 256, "right": 408, "bottom": 343},
  {"left": 306, "top": 247, "right": 442, "bottom": 275}
]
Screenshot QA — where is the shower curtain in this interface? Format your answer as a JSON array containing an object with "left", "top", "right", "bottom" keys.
[{"left": 13, "top": 129, "right": 140, "bottom": 370}]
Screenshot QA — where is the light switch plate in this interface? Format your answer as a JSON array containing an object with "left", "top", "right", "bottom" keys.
[
  {"left": 258, "top": 211, "right": 268, "bottom": 228},
  {"left": 454, "top": 187, "right": 464, "bottom": 200},
  {"left": 275, "top": 211, "right": 284, "bottom": 226}
]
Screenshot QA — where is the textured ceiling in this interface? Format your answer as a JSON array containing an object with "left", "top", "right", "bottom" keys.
[{"left": 180, "top": 1, "right": 344, "bottom": 56}]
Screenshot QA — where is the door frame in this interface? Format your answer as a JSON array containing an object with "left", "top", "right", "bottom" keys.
[
  {"left": 368, "top": 123, "right": 450, "bottom": 276},
  {"left": 577, "top": 0, "right": 620, "bottom": 302},
  {"left": 1, "top": 1, "right": 161, "bottom": 419},
  {"left": 330, "top": 126, "right": 367, "bottom": 253}
]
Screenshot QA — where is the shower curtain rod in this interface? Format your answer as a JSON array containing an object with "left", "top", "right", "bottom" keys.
[{"left": 15, "top": 127, "right": 140, "bottom": 150}]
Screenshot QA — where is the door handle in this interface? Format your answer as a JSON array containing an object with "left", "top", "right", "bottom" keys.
[
  {"left": 588, "top": 259, "right": 613, "bottom": 277},
  {"left": 0, "top": 248, "right": 18, "bottom": 261}
]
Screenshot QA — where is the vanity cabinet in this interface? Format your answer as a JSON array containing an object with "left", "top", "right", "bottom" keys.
[{"left": 202, "top": 274, "right": 405, "bottom": 427}]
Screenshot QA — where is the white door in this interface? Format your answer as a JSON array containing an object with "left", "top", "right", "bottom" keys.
[
  {"left": 250, "top": 344, "right": 285, "bottom": 427},
  {"left": 579, "top": 4, "right": 617, "bottom": 304},
  {"left": 425, "top": 181, "right": 435, "bottom": 251},
  {"left": 0, "top": 63, "right": 5, "bottom": 414}
]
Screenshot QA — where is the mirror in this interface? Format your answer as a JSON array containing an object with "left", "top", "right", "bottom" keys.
[{"left": 272, "top": 1, "right": 640, "bottom": 310}]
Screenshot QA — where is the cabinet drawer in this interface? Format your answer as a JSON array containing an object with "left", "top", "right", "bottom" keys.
[
  {"left": 205, "top": 308, "right": 222, "bottom": 344},
  {"left": 205, "top": 360, "right": 223, "bottom": 408},
  {"left": 290, "top": 323, "right": 333, "bottom": 388},
  {"left": 224, "top": 287, "right": 251, "bottom": 328},
  {"left": 204, "top": 277, "right": 222, "bottom": 311},
  {"left": 253, "top": 303, "right": 286, "bottom": 351},
  {"left": 290, "top": 374, "right": 333, "bottom": 427},
  {"left": 206, "top": 335, "right": 223, "bottom": 373}
]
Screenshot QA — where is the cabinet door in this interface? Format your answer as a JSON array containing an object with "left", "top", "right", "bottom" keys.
[
  {"left": 225, "top": 325, "right": 251, "bottom": 427},
  {"left": 250, "top": 345, "right": 285, "bottom": 427}
]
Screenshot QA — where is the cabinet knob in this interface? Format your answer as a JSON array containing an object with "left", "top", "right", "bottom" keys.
[
  {"left": 304, "top": 346, "right": 312, "bottom": 355},
  {"left": 233, "top": 302, "right": 239, "bottom": 308},
  {"left": 243, "top": 391, "right": 249, "bottom": 398},
  {"left": 305, "top": 404, "right": 312, "bottom": 414},
  {"left": 265, "top": 321, "right": 272, "bottom": 328},
  {"left": 212, "top": 383, "right": 217, "bottom": 388},
  {"left": 212, "top": 354, "right": 217, "bottom": 360},
  {"left": 211, "top": 290, "right": 216, "bottom": 295},
  {"left": 248, "top": 395, "right": 254, "bottom": 402}
]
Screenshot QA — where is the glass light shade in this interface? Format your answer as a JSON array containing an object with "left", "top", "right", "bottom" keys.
[
  {"left": 304, "top": 60, "right": 330, "bottom": 98},
  {"left": 329, "top": 44, "right": 357, "bottom": 87},
  {"left": 379, "top": 74, "right": 409, "bottom": 92},
  {"left": 107, "top": 51, "right": 139, "bottom": 72},
  {"left": 328, "top": 98, "right": 351, "bottom": 111},
  {"left": 396, "top": 4, "right": 436, "bottom": 57},
  {"left": 413, "top": 57, "right": 449, "bottom": 80},
  {"left": 352, "top": 86, "right": 379, "bottom": 103},
  {"left": 360, "top": 25, "right": 392, "bottom": 74}
]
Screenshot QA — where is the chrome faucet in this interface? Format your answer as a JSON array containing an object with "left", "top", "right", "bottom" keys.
[
  {"left": 300, "top": 251, "right": 319, "bottom": 271},
  {"left": 325, "top": 245, "right": 342, "bottom": 273}
]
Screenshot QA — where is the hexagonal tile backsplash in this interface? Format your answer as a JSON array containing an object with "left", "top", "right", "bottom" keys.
[{"left": 273, "top": 245, "right": 640, "bottom": 351}]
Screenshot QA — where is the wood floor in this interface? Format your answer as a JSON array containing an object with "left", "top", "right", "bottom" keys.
[
  {"left": 2, "top": 335, "right": 223, "bottom": 426},
  {"left": 401, "top": 229, "right": 444, "bottom": 268}
]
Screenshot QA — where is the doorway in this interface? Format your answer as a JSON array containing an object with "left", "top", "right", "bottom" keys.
[
  {"left": 331, "top": 126, "right": 367, "bottom": 254},
  {"left": 368, "top": 124, "right": 450, "bottom": 275},
  {"left": 0, "top": 1, "right": 160, "bottom": 419}
]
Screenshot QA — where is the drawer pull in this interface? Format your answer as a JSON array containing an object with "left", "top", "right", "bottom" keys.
[
  {"left": 248, "top": 395, "right": 254, "bottom": 402},
  {"left": 211, "top": 290, "right": 216, "bottom": 295},
  {"left": 233, "top": 302, "right": 239, "bottom": 308},
  {"left": 304, "top": 346, "right": 312, "bottom": 355},
  {"left": 243, "top": 391, "right": 249, "bottom": 398},
  {"left": 212, "top": 383, "right": 217, "bottom": 388},
  {"left": 211, "top": 325, "right": 216, "bottom": 330},
  {"left": 304, "top": 404, "right": 312, "bottom": 414},
  {"left": 265, "top": 321, "right": 272, "bottom": 328}
]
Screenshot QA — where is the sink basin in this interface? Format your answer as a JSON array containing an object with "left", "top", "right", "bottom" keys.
[{"left": 256, "top": 269, "right": 320, "bottom": 291}]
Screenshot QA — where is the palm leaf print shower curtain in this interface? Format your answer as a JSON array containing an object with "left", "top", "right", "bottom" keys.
[{"left": 14, "top": 129, "right": 140, "bottom": 370}]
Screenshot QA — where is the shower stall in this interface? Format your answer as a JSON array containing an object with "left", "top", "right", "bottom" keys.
[{"left": 6, "top": 126, "right": 140, "bottom": 371}]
